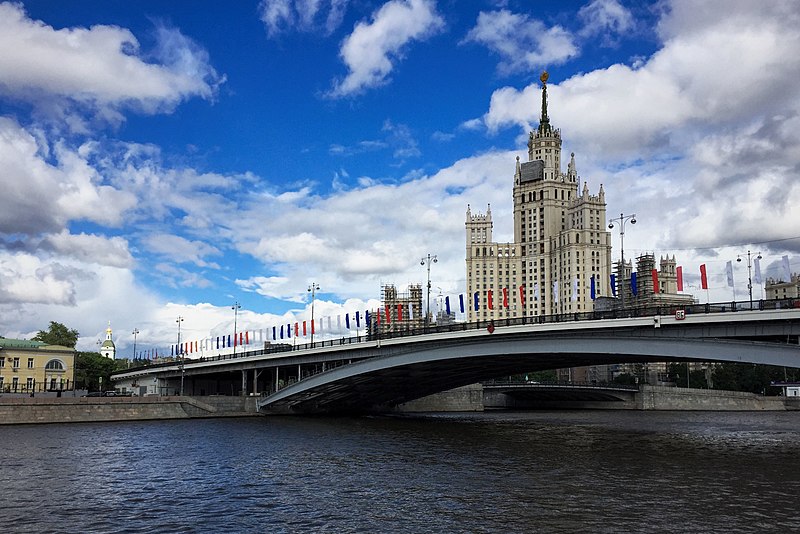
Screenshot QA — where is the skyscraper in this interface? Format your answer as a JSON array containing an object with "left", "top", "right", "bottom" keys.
[{"left": 466, "top": 72, "right": 612, "bottom": 321}]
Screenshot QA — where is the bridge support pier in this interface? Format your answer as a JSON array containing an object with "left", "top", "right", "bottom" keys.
[
  {"left": 275, "top": 366, "right": 279, "bottom": 392},
  {"left": 241, "top": 370, "right": 247, "bottom": 396}
]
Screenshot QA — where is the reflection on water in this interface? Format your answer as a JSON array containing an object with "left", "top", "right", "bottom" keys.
[{"left": 1, "top": 411, "right": 799, "bottom": 533}]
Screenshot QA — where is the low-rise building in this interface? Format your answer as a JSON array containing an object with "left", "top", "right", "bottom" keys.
[{"left": 0, "top": 338, "right": 75, "bottom": 393}]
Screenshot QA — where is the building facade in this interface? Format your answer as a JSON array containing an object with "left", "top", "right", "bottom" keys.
[
  {"left": 373, "top": 284, "right": 424, "bottom": 335},
  {"left": 466, "top": 72, "right": 612, "bottom": 321},
  {"left": 0, "top": 338, "right": 75, "bottom": 393},
  {"left": 766, "top": 274, "right": 800, "bottom": 300}
]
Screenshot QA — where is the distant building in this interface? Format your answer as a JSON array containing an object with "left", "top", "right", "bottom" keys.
[
  {"left": 0, "top": 338, "right": 75, "bottom": 393},
  {"left": 466, "top": 71, "right": 613, "bottom": 323},
  {"left": 99, "top": 323, "right": 116, "bottom": 359},
  {"left": 372, "top": 284, "right": 424, "bottom": 335},
  {"left": 766, "top": 274, "right": 800, "bottom": 300}
]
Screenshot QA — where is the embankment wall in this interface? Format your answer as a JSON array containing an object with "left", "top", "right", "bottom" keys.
[{"left": 0, "top": 396, "right": 259, "bottom": 425}]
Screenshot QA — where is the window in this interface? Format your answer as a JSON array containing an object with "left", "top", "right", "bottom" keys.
[
  {"left": 26, "top": 377, "right": 34, "bottom": 390},
  {"left": 12, "top": 358, "right": 19, "bottom": 369},
  {"left": 0, "top": 357, "right": 4, "bottom": 368},
  {"left": 27, "top": 358, "right": 34, "bottom": 369},
  {"left": 45, "top": 360, "right": 65, "bottom": 371}
]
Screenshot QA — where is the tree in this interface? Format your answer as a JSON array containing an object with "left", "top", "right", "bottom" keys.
[
  {"left": 74, "top": 352, "right": 117, "bottom": 392},
  {"left": 32, "top": 321, "right": 79, "bottom": 348}
]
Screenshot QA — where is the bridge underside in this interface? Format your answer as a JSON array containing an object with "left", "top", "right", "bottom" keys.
[{"left": 259, "top": 335, "right": 800, "bottom": 414}]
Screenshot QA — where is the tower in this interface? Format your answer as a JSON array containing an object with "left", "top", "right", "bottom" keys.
[
  {"left": 99, "top": 322, "right": 116, "bottom": 359},
  {"left": 466, "top": 72, "right": 612, "bottom": 320}
]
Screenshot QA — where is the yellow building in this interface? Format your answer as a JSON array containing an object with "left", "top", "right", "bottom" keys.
[{"left": 0, "top": 338, "right": 75, "bottom": 393}]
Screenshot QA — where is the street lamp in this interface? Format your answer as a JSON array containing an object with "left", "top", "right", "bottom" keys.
[
  {"left": 307, "top": 283, "right": 320, "bottom": 345},
  {"left": 131, "top": 328, "right": 139, "bottom": 368},
  {"left": 176, "top": 316, "right": 184, "bottom": 396},
  {"left": 737, "top": 250, "right": 762, "bottom": 309},
  {"left": 420, "top": 254, "right": 437, "bottom": 326},
  {"left": 608, "top": 213, "right": 636, "bottom": 310},
  {"left": 232, "top": 302, "right": 241, "bottom": 356}
]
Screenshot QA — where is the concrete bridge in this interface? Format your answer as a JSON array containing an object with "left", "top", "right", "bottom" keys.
[{"left": 112, "top": 302, "right": 800, "bottom": 414}]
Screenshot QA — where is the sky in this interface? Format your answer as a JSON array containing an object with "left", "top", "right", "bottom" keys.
[{"left": 1, "top": 0, "right": 800, "bottom": 355}]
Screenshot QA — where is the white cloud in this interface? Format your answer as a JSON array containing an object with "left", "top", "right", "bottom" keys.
[
  {"left": 41, "top": 230, "right": 134, "bottom": 268},
  {"left": 141, "top": 233, "right": 222, "bottom": 268},
  {"left": 0, "top": 2, "right": 223, "bottom": 123},
  {"left": 329, "top": 0, "right": 444, "bottom": 97},
  {"left": 259, "top": 0, "right": 349, "bottom": 36},
  {"left": 462, "top": 9, "right": 578, "bottom": 75},
  {"left": 578, "top": 0, "right": 634, "bottom": 40}
]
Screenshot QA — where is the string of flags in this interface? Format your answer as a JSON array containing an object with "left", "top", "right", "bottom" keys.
[{"left": 132, "top": 256, "right": 792, "bottom": 360}]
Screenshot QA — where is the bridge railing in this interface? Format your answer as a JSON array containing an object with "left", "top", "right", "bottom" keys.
[
  {"left": 482, "top": 379, "right": 640, "bottom": 391},
  {"left": 115, "top": 297, "right": 800, "bottom": 377}
]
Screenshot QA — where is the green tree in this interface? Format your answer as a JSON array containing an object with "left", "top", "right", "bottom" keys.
[
  {"left": 74, "top": 352, "right": 117, "bottom": 392},
  {"left": 613, "top": 373, "right": 637, "bottom": 385},
  {"left": 32, "top": 321, "right": 79, "bottom": 348}
]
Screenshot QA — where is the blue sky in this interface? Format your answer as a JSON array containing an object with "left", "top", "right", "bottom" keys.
[{"left": 2, "top": 0, "right": 799, "bottom": 354}]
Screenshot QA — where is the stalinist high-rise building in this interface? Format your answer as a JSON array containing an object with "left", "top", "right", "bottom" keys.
[{"left": 466, "top": 72, "right": 612, "bottom": 321}]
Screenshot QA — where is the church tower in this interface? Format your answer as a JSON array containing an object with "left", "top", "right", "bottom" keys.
[{"left": 99, "top": 323, "right": 116, "bottom": 359}]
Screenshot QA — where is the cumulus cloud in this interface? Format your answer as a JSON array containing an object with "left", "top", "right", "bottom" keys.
[
  {"left": 329, "top": 0, "right": 444, "bottom": 97},
  {"left": 140, "top": 233, "right": 222, "bottom": 268},
  {"left": 474, "top": 0, "right": 800, "bottom": 256},
  {"left": 259, "top": 0, "right": 349, "bottom": 37},
  {"left": 0, "top": 2, "right": 223, "bottom": 124},
  {"left": 462, "top": 9, "right": 578, "bottom": 75},
  {"left": 41, "top": 230, "right": 134, "bottom": 268},
  {"left": 578, "top": 0, "right": 634, "bottom": 41}
]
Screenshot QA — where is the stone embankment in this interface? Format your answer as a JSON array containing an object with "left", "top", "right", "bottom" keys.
[{"left": 0, "top": 395, "right": 259, "bottom": 425}]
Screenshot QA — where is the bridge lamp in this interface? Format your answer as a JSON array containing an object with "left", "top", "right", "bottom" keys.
[
  {"left": 608, "top": 213, "right": 636, "bottom": 311},
  {"left": 176, "top": 316, "right": 184, "bottom": 396},
  {"left": 421, "top": 254, "right": 437, "bottom": 327},
  {"left": 232, "top": 302, "right": 241, "bottom": 356},
  {"left": 307, "top": 283, "right": 320, "bottom": 345},
  {"left": 736, "top": 251, "right": 762, "bottom": 309},
  {"left": 131, "top": 328, "right": 139, "bottom": 368}
]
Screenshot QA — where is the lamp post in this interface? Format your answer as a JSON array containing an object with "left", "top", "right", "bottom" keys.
[
  {"left": 420, "top": 254, "right": 437, "bottom": 326},
  {"left": 608, "top": 213, "right": 636, "bottom": 311},
  {"left": 131, "top": 328, "right": 139, "bottom": 368},
  {"left": 737, "top": 250, "right": 762, "bottom": 309},
  {"left": 307, "top": 283, "right": 320, "bottom": 345},
  {"left": 176, "top": 316, "right": 184, "bottom": 396},
  {"left": 232, "top": 302, "right": 241, "bottom": 356}
]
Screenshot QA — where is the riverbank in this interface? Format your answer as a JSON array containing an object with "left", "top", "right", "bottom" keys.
[{"left": 0, "top": 395, "right": 259, "bottom": 425}]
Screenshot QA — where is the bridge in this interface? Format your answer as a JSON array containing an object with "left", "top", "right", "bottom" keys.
[{"left": 111, "top": 300, "right": 800, "bottom": 414}]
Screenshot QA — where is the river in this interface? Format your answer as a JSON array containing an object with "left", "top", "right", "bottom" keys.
[{"left": 1, "top": 411, "right": 798, "bottom": 533}]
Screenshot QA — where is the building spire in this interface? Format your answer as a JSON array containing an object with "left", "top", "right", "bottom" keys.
[{"left": 538, "top": 71, "right": 552, "bottom": 136}]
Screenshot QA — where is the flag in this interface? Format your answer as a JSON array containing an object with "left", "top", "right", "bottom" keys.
[
  {"left": 782, "top": 255, "right": 792, "bottom": 282},
  {"left": 280, "top": 325, "right": 284, "bottom": 339},
  {"left": 753, "top": 258, "right": 762, "bottom": 285},
  {"left": 233, "top": 333, "right": 237, "bottom": 347},
  {"left": 445, "top": 297, "right": 450, "bottom": 315},
  {"left": 356, "top": 311, "right": 361, "bottom": 328},
  {"left": 519, "top": 285, "right": 526, "bottom": 307},
  {"left": 345, "top": 313, "right": 350, "bottom": 329},
  {"left": 590, "top": 276, "right": 596, "bottom": 300},
  {"left": 610, "top": 274, "right": 617, "bottom": 297},
  {"left": 631, "top": 272, "right": 638, "bottom": 296},
  {"left": 398, "top": 303, "right": 404, "bottom": 321},
  {"left": 534, "top": 283, "right": 540, "bottom": 300},
  {"left": 459, "top": 294, "right": 465, "bottom": 314},
  {"left": 502, "top": 288, "right": 508, "bottom": 308},
  {"left": 473, "top": 292, "right": 479, "bottom": 311},
  {"left": 676, "top": 266, "right": 684, "bottom": 292},
  {"left": 365, "top": 310, "right": 371, "bottom": 325},
  {"left": 553, "top": 281, "right": 559, "bottom": 303},
  {"left": 726, "top": 260, "right": 734, "bottom": 287},
  {"left": 651, "top": 269, "right": 660, "bottom": 293},
  {"left": 311, "top": 320, "right": 315, "bottom": 335},
  {"left": 409, "top": 302, "right": 414, "bottom": 320},
  {"left": 295, "top": 323, "right": 299, "bottom": 337},
  {"left": 571, "top": 278, "right": 578, "bottom": 302},
  {"left": 700, "top": 264, "right": 708, "bottom": 289},
  {"left": 272, "top": 327, "right": 276, "bottom": 341},
  {"left": 375, "top": 309, "right": 381, "bottom": 325},
  {"left": 385, "top": 305, "right": 391, "bottom": 324},
  {"left": 488, "top": 290, "right": 494, "bottom": 310},
  {"left": 245, "top": 331, "right": 249, "bottom": 344},
  {"left": 171, "top": 345, "right": 174, "bottom": 357},
  {"left": 302, "top": 321, "right": 307, "bottom": 336}
]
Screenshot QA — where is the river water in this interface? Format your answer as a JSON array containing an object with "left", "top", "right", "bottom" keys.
[{"left": 1, "top": 411, "right": 798, "bottom": 533}]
